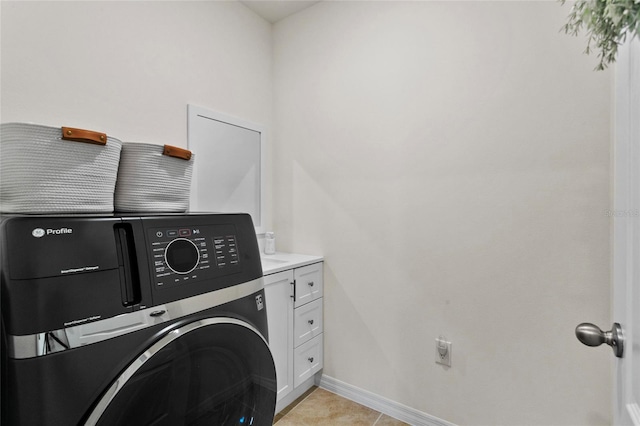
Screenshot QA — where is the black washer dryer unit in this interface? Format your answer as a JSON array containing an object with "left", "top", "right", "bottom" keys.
[{"left": 0, "top": 213, "right": 276, "bottom": 426}]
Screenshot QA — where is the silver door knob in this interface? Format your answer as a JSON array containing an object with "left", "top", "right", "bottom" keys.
[{"left": 575, "top": 322, "right": 624, "bottom": 358}]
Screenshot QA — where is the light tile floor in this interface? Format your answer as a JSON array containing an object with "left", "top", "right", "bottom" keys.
[{"left": 273, "top": 387, "right": 409, "bottom": 426}]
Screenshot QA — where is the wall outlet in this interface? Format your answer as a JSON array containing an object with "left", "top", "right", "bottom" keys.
[{"left": 435, "top": 337, "right": 452, "bottom": 367}]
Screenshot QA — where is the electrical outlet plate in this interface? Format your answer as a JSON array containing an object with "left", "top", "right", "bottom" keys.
[{"left": 435, "top": 337, "right": 452, "bottom": 367}]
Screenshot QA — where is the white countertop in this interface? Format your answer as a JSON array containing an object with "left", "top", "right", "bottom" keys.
[{"left": 260, "top": 252, "right": 323, "bottom": 275}]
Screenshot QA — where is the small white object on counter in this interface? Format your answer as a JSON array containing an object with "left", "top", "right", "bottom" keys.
[
  {"left": 264, "top": 232, "right": 276, "bottom": 255},
  {"left": 261, "top": 252, "right": 323, "bottom": 275}
]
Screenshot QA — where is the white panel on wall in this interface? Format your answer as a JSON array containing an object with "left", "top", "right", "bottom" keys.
[{"left": 188, "top": 105, "right": 266, "bottom": 233}]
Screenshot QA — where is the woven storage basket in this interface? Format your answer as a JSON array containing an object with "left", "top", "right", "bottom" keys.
[
  {"left": 114, "top": 142, "right": 194, "bottom": 212},
  {"left": 0, "top": 123, "right": 122, "bottom": 213}
]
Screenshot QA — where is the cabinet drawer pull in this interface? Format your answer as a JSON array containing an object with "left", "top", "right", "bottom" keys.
[
  {"left": 308, "top": 357, "right": 314, "bottom": 363},
  {"left": 308, "top": 281, "right": 314, "bottom": 287},
  {"left": 308, "top": 319, "right": 314, "bottom": 325}
]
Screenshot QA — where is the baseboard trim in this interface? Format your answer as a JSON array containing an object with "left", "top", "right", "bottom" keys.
[{"left": 318, "top": 374, "right": 456, "bottom": 426}]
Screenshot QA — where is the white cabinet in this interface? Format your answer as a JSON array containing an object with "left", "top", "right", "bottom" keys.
[{"left": 263, "top": 259, "right": 323, "bottom": 413}]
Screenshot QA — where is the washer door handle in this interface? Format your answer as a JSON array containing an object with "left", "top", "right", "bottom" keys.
[{"left": 150, "top": 310, "right": 166, "bottom": 317}]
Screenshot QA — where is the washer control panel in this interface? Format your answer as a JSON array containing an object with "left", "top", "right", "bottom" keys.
[{"left": 148, "top": 224, "right": 241, "bottom": 289}]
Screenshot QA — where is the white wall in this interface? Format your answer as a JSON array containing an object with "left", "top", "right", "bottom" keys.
[
  {"left": 273, "top": 2, "right": 612, "bottom": 425},
  {"left": 0, "top": 0, "right": 272, "bottom": 198}
]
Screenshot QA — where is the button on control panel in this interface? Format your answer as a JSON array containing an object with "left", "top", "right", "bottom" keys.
[{"left": 148, "top": 224, "right": 241, "bottom": 289}]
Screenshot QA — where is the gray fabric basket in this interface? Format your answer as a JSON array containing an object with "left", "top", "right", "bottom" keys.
[
  {"left": 0, "top": 122, "right": 122, "bottom": 213},
  {"left": 114, "top": 142, "right": 194, "bottom": 212}
]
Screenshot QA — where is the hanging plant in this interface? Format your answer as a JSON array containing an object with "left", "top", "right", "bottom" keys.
[{"left": 562, "top": 0, "right": 640, "bottom": 70}]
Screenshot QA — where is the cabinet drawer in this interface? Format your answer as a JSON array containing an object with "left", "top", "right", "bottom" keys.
[
  {"left": 293, "top": 334, "right": 323, "bottom": 388},
  {"left": 293, "top": 298, "right": 323, "bottom": 347},
  {"left": 294, "top": 263, "right": 323, "bottom": 308}
]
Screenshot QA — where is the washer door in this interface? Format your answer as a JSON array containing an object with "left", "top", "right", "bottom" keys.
[{"left": 85, "top": 318, "right": 276, "bottom": 426}]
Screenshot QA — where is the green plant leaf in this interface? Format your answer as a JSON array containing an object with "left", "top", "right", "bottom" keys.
[{"left": 561, "top": 0, "right": 640, "bottom": 69}]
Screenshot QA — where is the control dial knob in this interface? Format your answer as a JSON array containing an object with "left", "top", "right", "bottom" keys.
[{"left": 164, "top": 238, "right": 200, "bottom": 274}]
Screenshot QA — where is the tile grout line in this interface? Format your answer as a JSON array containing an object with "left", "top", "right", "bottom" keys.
[{"left": 372, "top": 412, "right": 383, "bottom": 425}]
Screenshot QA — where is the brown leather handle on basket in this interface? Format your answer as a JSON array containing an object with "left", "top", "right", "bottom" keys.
[
  {"left": 61, "top": 127, "right": 107, "bottom": 145},
  {"left": 163, "top": 145, "right": 192, "bottom": 161}
]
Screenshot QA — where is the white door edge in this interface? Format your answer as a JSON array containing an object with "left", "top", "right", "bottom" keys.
[
  {"left": 627, "top": 403, "right": 640, "bottom": 425},
  {"left": 613, "top": 36, "right": 640, "bottom": 426}
]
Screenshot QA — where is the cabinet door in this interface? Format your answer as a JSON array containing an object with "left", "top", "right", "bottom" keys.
[
  {"left": 294, "top": 263, "right": 323, "bottom": 308},
  {"left": 263, "top": 270, "right": 294, "bottom": 402}
]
